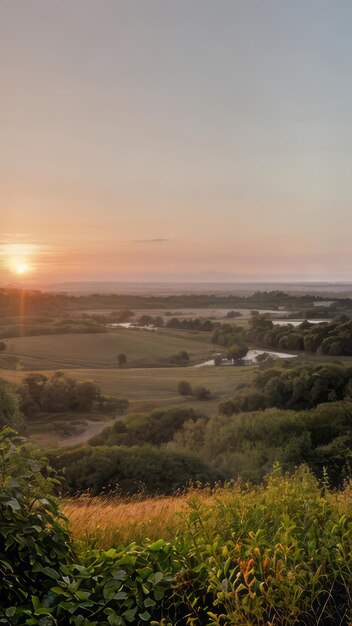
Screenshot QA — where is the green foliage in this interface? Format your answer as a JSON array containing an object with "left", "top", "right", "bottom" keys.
[
  {"left": 225, "top": 310, "right": 242, "bottom": 318},
  {"left": 247, "top": 314, "right": 352, "bottom": 356},
  {"left": 211, "top": 324, "right": 246, "bottom": 348},
  {"left": 138, "top": 314, "right": 163, "bottom": 327},
  {"left": 1, "top": 438, "right": 352, "bottom": 625},
  {"left": 19, "top": 372, "right": 102, "bottom": 417},
  {"left": 227, "top": 343, "right": 248, "bottom": 361},
  {"left": 177, "top": 380, "right": 193, "bottom": 396},
  {"left": 219, "top": 362, "right": 352, "bottom": 415},
  {"left": 193, "top": 385, "right": 211, "bottom": 401},
  {"left": 166, "top": 317, "right": 214, "bottom": 331},
  {"left": 172, "top": 467, "right": 352, "bottom": 625},
  {"left": 0, "top": 428, "right": 72, "bottom": 622},
  {"left": 172, "top": 401, "right": 352, "bottom": 486},
  {"left": 169, "top": 350, "right": 190, "bottom": 365},
  {"left": 90, "top": 407, "right": 202, "bottom": 447},
  {"left": 49, "top": 444, "right": 220, "bottom": 496},
  {"left": 0, "top": 379, "right": 26, "bottom": 433}
]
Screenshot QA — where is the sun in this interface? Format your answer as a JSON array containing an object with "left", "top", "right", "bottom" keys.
[
  {"left": 2, "top": 243, "right": 35, "bottom": 277},
  {"left": 14, "top": 262, "right": 30, "bottom": 275}
]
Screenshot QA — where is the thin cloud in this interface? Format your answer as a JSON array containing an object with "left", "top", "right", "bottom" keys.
[
  {"left": 2, "top": 233, "right": 30, "bottom": 240},
  {"left": 132, "top": 238, "right": 171, "bottom": 244}
]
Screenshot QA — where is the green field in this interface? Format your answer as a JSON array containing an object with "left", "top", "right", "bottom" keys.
[
  {"left": 4, "top": 328, "right": 217, "bottom": 369},
  {"left": 3, "top": 365, "right": 254, "bottom": 447}
]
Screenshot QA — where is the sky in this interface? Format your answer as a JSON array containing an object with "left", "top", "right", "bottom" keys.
[{"left": 1, "top": 0, "right": 352, "bottom": 284}]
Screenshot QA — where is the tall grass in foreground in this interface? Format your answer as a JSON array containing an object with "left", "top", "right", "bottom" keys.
[
  {"left": 3, "top": 429, "right": 352, "bottom": 626},
  {"left": 62, "top": 493, "right": 191, "bottom": 547},
  {"left": 61, "top": 467, "right": 352, "bottom": 625}
]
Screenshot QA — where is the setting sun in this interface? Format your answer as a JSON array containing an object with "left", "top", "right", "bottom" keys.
[
  {"left": 1, "top": 243, "right": 35, "bottom": 277},
  {"left": 14, "top": 262, "right": 30, "bottom": 275}
]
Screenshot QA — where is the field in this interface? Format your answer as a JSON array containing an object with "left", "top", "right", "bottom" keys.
[
  {"left": 83, "top": 306, "right": 292, "bottom": 325},
  {"left": 4, "top": 328, "right": 216, "bottom": 369},
  {"left": 0, "top": 324, "right": 258, "bottom": 446},
  {"left": 3, "top": 365, "right": 254, "bottom": 447}
]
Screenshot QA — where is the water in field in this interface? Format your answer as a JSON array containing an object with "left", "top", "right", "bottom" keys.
[
  {"left": 273, "top": 319, "right": 329, "bottom": 327},
  {"left": 194, "top": 348, "right": 297, "bottom": 368}
]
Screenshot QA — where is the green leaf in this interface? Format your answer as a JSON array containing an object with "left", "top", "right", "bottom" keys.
[
  {"left": 148, "top": 539, "right": 165, "bottom": 552},
  {"left": 139, "top": 611, "right": 151, "bottom": 622}
]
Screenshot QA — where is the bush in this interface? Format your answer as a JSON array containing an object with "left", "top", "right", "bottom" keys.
[
  {"left": 118, "top": 353, "right": 127, "bottom": 367},
  {"left": 169, "top": 350, "right": 190, "bottom": 365},
  {"left": 90, "top": 406, "right": 203, "bottom": 447},
  {"left": 0, "top": 379, "right": 26, "bottom": 432},
  {"left": 49, "top": 445, "right": 221, "bottom": 496},
  {"left": 0, "top": 429, "right": 72, "bottom": 617},
  {"left": 193, "top": 385, "right": 211, "bottom": 401},
  {"left": 177, "top": 380, "right": 193, "bottom": 396},
  {"left": 219, "top": 362, "right": 352, "bottom": 415},
  {"left": 175, "top": 401, "right": 352, "bottom": 487}
]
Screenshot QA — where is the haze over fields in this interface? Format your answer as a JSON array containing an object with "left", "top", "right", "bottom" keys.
[{"left": 2, "top": 1, "right": 352, "bottom": 285}]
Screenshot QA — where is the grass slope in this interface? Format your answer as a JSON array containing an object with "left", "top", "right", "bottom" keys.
[
  {"left": 2, "top": 365, "right": 254, "bottom": 447},
  {"left": 4, "top": 329, "right": 216, "bottom": 369}
]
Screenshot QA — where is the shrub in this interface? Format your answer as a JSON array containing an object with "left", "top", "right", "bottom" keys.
[
  {"left": 0, "top": 379, "right": 26, "bottom": 432},
  {"left": 219, "top": 362, "right": 352, "bottom": 415},
  {"left": 0, "top": 429, "right": 72, "bottom": 617},
  {"left": 169, "top": 350, "right": 190, "bottom": 365},
  {"left": 177, "top": 380, "right": 193, "bottom": 396},
  {"left": 118, "top": 353, "right": 127, "bottom": 367},
  {"left": 90, "top": 407, "right": 202, "bottom": 447},
  {"left": 193, "top": 385, "right": 211, "bottom": 401},
  {"left": 49, "top": 445, "right": 221, "bottom": 496}
]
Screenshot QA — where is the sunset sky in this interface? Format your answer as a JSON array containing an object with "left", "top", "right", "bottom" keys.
[{"left": 2, "top": 0, "right": 352, "bottom": 284}]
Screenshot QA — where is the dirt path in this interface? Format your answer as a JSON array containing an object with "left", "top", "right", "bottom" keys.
[{"left": 57, "top": 419, "right": 108, "bottom": 447}]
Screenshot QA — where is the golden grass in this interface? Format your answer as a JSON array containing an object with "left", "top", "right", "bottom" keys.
[{"left": 62, "top": 493, "right": 192, "bottom": 548}]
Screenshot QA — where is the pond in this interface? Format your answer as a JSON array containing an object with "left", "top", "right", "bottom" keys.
[
  {"left": 273, "top": 319, "right": 330, "bottom": 327},
  {"left": 194, "top": 348, "right": 297, "bottom": 368}
]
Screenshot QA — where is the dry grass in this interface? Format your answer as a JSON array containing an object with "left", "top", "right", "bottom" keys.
[
  {"left": 62, "top": 493, "right": 193, "bottom": 548},
  {"left": 4, "top": 328, "right": 215, "bottom": 369}
]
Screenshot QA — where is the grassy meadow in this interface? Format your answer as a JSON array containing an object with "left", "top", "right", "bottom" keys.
[
  {"left": 1, "top": 322, "right": 255, "bottom": 446},
  {"left": 4, "top": 328, "right": 217, "bottom": 369},
  {"left": 3, "top": 365, "right": 253, "bottom": 447}
]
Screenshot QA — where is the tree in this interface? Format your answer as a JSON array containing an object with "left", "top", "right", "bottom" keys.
[
  {"left": 225, "top": 311, "right": 242, "bottom": 318},
  {"left": 255, "top": 352, "right": 271, "bottom": 363},
  {"left": 118, "top": 353, "right": 127, "bottom": 367},
  {"left": 0, "top": 379, "right": 26, "bottom": 432},
  {"left": 227, "top": 343, "right": 248, "bottom": 362},
  {"left": 75, "top": 380, "right": 101, "bottom": 410},
  {"left": 169, "top": 350, "right": 190, "bottom": 365},
  {"left": 177, "top": 380, "right": 193, "bottom": 396}
]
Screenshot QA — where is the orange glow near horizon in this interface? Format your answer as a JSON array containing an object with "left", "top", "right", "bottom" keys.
[{"left": 2, "top": 244, "right": 35, "bottom": 277}]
